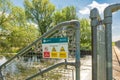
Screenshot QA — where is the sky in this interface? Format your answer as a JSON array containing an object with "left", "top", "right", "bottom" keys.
[{"left": 11, "top": 0, "right": 120, "bottom": 41}]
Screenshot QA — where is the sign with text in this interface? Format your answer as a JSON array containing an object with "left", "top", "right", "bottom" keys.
[{"left": 42, "top": 37, "right": 68, "bottom": 59}]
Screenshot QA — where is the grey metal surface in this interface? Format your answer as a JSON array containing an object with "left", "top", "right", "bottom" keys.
[
  {"left": 104, "top": 3, "right": 120, "bottom": 80},
  {"left": 97, "top": 25, "right": 106, "bottom": 80},
  {"left": 90, "top": 8, "right": 100, "bottom": 80},
  {"left": 90, "top": 3, "right": 120, "bottom": 80},
  {"left": 75, "top": 20, "right": 80, "bottom": 80}
]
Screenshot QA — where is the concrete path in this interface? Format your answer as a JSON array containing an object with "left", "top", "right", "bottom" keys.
[{"left": 80, "top": 56, "right": 92, "bottom": 80}]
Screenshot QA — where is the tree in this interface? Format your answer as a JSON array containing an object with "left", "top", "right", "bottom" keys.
[
  {"left": 52, "top": 6, "right": 77, "bottom": 26},
  {"left": 24, "top": 0, "right": 55, "bottom": 35},
  {"left": 80, "top": 19, "right": 91, "bottom": 50},
  {"left": 6, "top": 6, "right": 39, "bottom": 52},
  {"left": 0, "top": 0, "right": 13, "bottom": 28},
  {"left": 0, "top": 0, "right": 13, "bottom": 52},
  {"left": 0, "top": 5, "right": 39, "bottom": 53}
]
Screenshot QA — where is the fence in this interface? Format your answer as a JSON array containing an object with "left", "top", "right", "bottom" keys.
[{"left": 0, "top": 20, "right": 80, "bottom": 80}]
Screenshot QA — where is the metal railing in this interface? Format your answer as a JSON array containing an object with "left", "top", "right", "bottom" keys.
[{"left": 0, "top": 20, "right": 80, "bottom": 80}]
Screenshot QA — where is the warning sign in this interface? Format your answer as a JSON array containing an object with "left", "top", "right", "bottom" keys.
[
  {"left": 59, "top": 46, "right": 67, "bottom": 59},
  {"left": 51, "top": 47, "right": 58, "bottom": 58},
  {"left": 42, "top": 37, "right": 68, "bottom": 59},
  {"left": 43, "top": 47, "right": 50, "bottom": 58}
]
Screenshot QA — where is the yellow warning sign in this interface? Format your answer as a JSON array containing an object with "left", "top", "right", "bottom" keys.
[
  {"left": 51, "top": 47, "right": 58, "bottom": 58},
  {"left": 59, "top": 46, "right": 67, "bottom": 59}
]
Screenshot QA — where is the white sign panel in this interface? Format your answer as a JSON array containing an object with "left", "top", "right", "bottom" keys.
[{"left": 42, "top": 37, "right": 68, "bottom": 59}]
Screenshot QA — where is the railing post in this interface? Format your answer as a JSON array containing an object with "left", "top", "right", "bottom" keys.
[
  {"left": 90, "top": 8, "right": 100, "bottom": 80},
  {"left": 74, "top": 21, "right": 80, "bottom": 80},
  {"left": 104, "top": 3, "right": 120, "bottom": 80}
]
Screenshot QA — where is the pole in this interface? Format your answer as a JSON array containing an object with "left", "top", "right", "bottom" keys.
[
  {"left": 104, "top": 4, "right": 120, "bottom": 80},
  {"left": 75, "top": 21, "right": 80, "bottom": 80},
  {"left": 90, "top": 8, "right": 101, "bottom": 80}
]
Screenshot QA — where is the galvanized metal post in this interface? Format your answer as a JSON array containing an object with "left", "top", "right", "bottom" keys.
[
  {"left": 90, "top": 8, "right": 100, "bottom": 80},
  {"left": 104, "top": 4, "right": 120, "bottom": 80},
  {"left": 104, "top": 8, "right": 112, "bottom": 80},
  {"left": 74, "top": 20, "right": 80, "bottom": 80}
]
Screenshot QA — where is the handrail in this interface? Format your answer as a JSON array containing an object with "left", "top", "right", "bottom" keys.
[
  {"left": 0, "top": 20, "right": 80, "bottom": 70},
  {"left": 26, "top": 62, "right": 75, "bottom": 80},
  {"left": 25, "top": 20, "right": 80, "bottom": 80}
]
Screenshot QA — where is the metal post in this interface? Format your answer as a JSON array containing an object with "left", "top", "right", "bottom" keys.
[
  {"left": 104, "top": 4, "right": 120, "bottom": 80},
  {"left": 90, "top": 8, "right": 100, "bottom": 80},
  {"left": 104, "top": 9, "right": 112, "bottom": 80},
  {"left": 105, "top": 24, "right": 112, "bottom": 80},
  {"left": 75, "top": 21, "right": 80, "bottom": 80}
]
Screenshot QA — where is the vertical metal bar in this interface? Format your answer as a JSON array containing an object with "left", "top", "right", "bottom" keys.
[
  {"left": 0, "top": 71, "right": 4, "bottom": 80},
  {"left": 75, "top": 22, "right": 80, "bottom": 80},
  {"left": 104, "top": 4, "right": 120, "bottom": 80},
  {"left": 105, "top": 24, "right": 112, "bottom": 80},
  {"left": 91, "top": 19, "right": 97, "bottom": 80},
  {"left": 92, "top": 20, "right": 97, "bottom": 80},
  {"left": 90, "top": 8, "right": 100, "bottom": 80},
  {"left": 104, "top": 6, "right": 113, "bottom": 80}
]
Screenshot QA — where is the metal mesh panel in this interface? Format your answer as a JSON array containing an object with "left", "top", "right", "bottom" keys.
[{"left": 96, "top": 25, "right": 106, "bottom": 80}]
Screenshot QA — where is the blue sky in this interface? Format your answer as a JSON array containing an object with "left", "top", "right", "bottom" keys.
[{"left": 11, "top": 0, "right": 120, "bottom": 41}]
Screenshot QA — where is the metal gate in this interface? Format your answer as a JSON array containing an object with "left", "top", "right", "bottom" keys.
[
  {"left": 0, "top": 20, "right": 80, "bottom": 80},
  {"left": 90, "top": 3, "right": 120, "bottom": 80}
]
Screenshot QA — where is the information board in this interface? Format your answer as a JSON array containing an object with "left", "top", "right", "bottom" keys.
[{"left": 42, "top": 37, "right": 68, "bottom": 59}]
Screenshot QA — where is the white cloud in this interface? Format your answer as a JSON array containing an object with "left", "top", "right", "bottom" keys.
[
  {"left": 79, "top": 1, "right": 109, "bottom": 15},
  {"left": 79, "top": 7, "right": 90, "bottom": 15}
]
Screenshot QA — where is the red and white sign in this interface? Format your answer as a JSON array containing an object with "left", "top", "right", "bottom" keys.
[{"left": 43, "top": 47, "right": 50, "bottom": 58}]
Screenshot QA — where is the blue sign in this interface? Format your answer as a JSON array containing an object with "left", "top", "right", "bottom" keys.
[{"left": 42, "top": 37, "right": 68, "bottom": 44}]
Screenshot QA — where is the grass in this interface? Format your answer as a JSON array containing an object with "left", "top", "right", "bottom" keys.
[{"left": 112, "top": 42, "right": 115, "bottom": 46}]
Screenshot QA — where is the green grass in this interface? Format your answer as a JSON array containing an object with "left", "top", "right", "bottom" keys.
[{"left": 112, "top": 42, "right": 115, "bottom": 46}]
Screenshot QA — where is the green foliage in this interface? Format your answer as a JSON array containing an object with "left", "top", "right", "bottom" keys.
[
  {"left": 0, "top": 53, "right": 16, "bottom": 59},
  {"left": 80, "top": 19, "right": 91, "bottom": 50},
  {"left": 0, "top": 4, "right": 39, "bottom": 53},
  {"left": 24, "top": 0, "right": 55, "bottom": 35},
  {"left": 0, "top": 0, "right": 13, "bottom": 27},
  {"left": 112, "top": 42, "right": 115, "bottom": 46},
  {"left": 0, "top": 0, "right": 91, "bottom": 53},
  {"left": 52, "top": 6, "right": 77, "bottom": 26}
]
